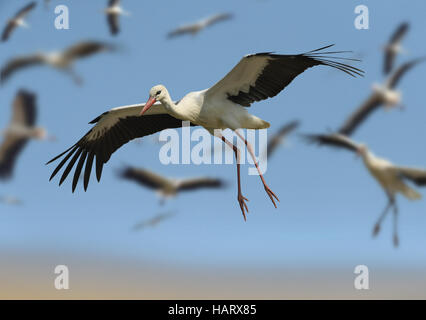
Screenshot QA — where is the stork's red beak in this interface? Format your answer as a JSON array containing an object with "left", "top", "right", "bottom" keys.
[{"left": 140, "top": 97, "right": 156, "bottom": 116}]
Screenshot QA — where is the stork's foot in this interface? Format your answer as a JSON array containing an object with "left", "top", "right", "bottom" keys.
[
  {"left": 264, "top": 185, "right": 279, "bottom": 208},
  {"left": 372, "top": 224, "right": 380, "bottom": 237},
  {"left": 393, "top": 235, "right": 399, "bottom": 247},
  {"left": 238, "top": 193, "right": 249, "bottom": 221}
]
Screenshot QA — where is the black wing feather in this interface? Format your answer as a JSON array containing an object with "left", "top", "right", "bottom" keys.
[
  {"left": 228, "top": 45, "right": 363, "bottom": 107},
  {"left": 48, "top": 113, "right": 197, "bottom": 192}
]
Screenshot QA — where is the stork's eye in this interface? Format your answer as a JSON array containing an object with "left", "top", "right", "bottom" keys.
[{"left": 156, "top": 90, "right": 162, "bottom": 95}]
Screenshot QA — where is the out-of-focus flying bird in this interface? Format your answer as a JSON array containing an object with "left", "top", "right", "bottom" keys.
[
  {"left": 132, "top": 211, "right": 176, "bottom": 231},
  {"left": 305, "top": 133, "right": 426, "bottom": 247},
  {"left": 1, "top": 2, "right": 36, "bottom": 42},
  {"left": 0, "top": 195, "right": 23, "bottom": 206},
  {"left": 104, "top": 0, "right": 130, "bottom": 36},
  {"left": 337, "top": 57, "right": 426, "bottom": 136},
  {"left": 167, "top": 13, "right": 233, "bottom": 38},
  {"left": 0, "top": 90, "right": 53, "bottom": 180},
  {"left": 118, "top": 166, "right": 226, "bottom": 204},
  {"left": 383, "top": 22, "right": 409, "bottom": 75},
  {"left": 1, "top": 41, "right": 116, "bottom": 85},
  {"left": 264, "top": 120, "right": 299, "bottom": 159},
  {"left": 47, "top": 45, "right": 362, "bottom": 219}
]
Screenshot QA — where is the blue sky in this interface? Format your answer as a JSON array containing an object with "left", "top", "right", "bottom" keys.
[{"left": 1, "top": 0, "right": 426, "bottom": 276}]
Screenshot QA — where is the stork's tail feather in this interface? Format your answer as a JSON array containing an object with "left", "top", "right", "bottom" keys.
[{"left": 401, "top": 184, "right": 422, "bottom": 200}]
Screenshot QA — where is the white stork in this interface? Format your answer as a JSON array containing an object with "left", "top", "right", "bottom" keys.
[
  {"left": 167, "top": 13, "right": 233, "bottom": 39},
  {"left": 383, "top": 22, "right": 409, "bottom": 75},
  {"left": 1, "top": 90, "right": 53, "bottom": 180},
  {"left": 118, "top": 166, "right": 226, "bottom": 204},
  {"left": 305, "top": 133, "right": 426, "bottom": 247},
  {"left": 0, "top": 41, "right": 115, "bottom": 85},
  {"left": 104, "top": 0, "right": 130, "bottom": 36},
  {"left": 337, "top": 57, "right": 426, "bottom": 136},
  {"left": 0, "top": 195, "right": 23, "bottom": 206},
  {"left": 47, "top": 45, "right": 363, "bottom": 219},
  {"left": 1, "top": 2, "right": 36, "bottom": 42}
]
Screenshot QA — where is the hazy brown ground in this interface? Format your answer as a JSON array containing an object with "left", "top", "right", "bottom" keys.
[{"left": 1, "top": 250, "right": 425, "bottom": 299}]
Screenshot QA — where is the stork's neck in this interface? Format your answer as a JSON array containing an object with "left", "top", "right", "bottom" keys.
[
  {"left": 360, "top": 149, "right": 375, "bottom": 167},
  {"left": 160, "top": 93, "right": 186, "bottom": 120}
]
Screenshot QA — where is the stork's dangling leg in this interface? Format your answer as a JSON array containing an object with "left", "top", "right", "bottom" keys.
[
  {"left": 372, "top": 194, "right": 394, "bottom": 237},
  {"left": 65, "top": 68, "right": 83, "bottom": 86},
  {"left": 234, "top": 130, "right": 279, "bottom": 208},
  {"left": 218, "top": 133, "right": 249, "bottom": 220},
  {"left": 392, "top": 200, "right": 399, "bottom": 247}
]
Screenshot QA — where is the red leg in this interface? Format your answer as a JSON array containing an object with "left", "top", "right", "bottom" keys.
[
  {"left": 219, "top": 135, "right": 249, "bottom": 220},
  {"left": 235, "top": 130, "right": 279, "bottom": 208}
]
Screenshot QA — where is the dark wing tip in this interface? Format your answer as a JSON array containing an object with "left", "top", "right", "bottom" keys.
[{"left": 300, "top": 133, "right": 322, "bottom": 145}]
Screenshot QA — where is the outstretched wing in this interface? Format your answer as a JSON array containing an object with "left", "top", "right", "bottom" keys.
[
  {"left": 14, "top": 2, "right": 37, "bottom": 20},
  {"left": 0, "top": 55, "right": 45, "bottom": 84},
  {"left": 397, "top": 167, "right": 426, "bottom": 186},
  {"left": 1, "top": 21, "right": 16, "bottom": 42},
  {"left": 205, "top": 45, "right": 363, "bottom": 107},
  {"left": 386, "top": 57, "right": 426, "bottom": 89},
  {"left": 177, "top": 177, "right": 226, "bottom": 191},
  {"left": 384, "top": 22, "right": 409, "bottom": 74},
  {"left": 12, "top": 89, "right": 37, "bottom": 127},
  {"left": 118, "top": 166, "right": 171, "bottom": 191},
  {"left": 337, "top": 93, "right": 382, "bottom": 136},
  {"left": 167, "top": 24, "right": 198, "bottom": 38},
  {"left": 203, "top": 13, "right": 233, "bottom": 27},
  {"left": 2, "top": 2, "right": 37, "bottom": 42},
  {"left": 47, "top": 102, "right": 197, "bottom": 192},
  {"left": 107, "top": 13, "right": 120, "bottom": 35},
  {"left": 303, "top": 133, "right": 360, "bottom": 153},
  {"left": 0, "top": 90, "right": 37, "bottom": 179},
  {"left": 63, "top": 41, "right": 115, "bottom": 61},
  {"left": 109, "top": 0, "right": 120, "bottom": 6}
]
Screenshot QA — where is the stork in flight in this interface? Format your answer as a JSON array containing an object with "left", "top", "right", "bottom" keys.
[
  {"left": 305, "top": 133, "right": 426, "bottom": 247},
  {"left": 263, "top": 120, "right": 300, "bottom": 159},
  {"left": 0, "top": 41, "right": 115, "bottom": 85},
  {"left": 1, "top": 2, "right": 36, "bottom": 42},
  {"left": 47, "top": 45, "right": 363, "bottom": 219},
  {"left": 337, "top": 57, "right": 426, "bottom": 136},
  {"left": 1, "top": 90, "right": 53, "bottom": 180},
  {"left": 0, "top": 195, "right": 23, "bottom": 206},
  {"left": 383, "top": 22, "right": 409, "bottom": 75},
  {"left": 167, "top": 13, "right": 233, "bottom": 39},
  {"left": 118, "top": 166, "right": 226, "bottom": 204},
  {"left": 104, "top": 0, "right": 130, "bottom": 36}
]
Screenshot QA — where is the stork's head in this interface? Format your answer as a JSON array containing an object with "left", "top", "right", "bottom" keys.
[
  {"left": 33, "top": 127, "right": 47, "bottom": 140},
  {"left": 140, "top": 85, "right": 168, "bottom": 116},
  {"left": 33, "top": 127, "right": 56, "bottom": 141}
]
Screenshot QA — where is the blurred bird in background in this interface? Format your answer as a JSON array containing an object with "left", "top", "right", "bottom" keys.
[
  {"left": 1, "top": 41, "right": 116, "bottom": 85},
  {"left": 118, "top": 166, "right": 226, "bottom": 205},
  {"left": 304, "top": 133, "right": 426, "bottom": 247},
  {"left": 0, "top": 90, "right": 54, "bottom": 180},
  {"left": 1, "top": 2, "right": 36, "bottom": 42},
  {"left": 336, "top": 57, "right": 426, "bottom": 136},
  {"left": 167, "top": 13, "right": 233, "bottom": 38},
  {"left": 0, "top": 195, "right": 23, "bottom": 206},
  {"left": 104, "top": 0, "right": 130, "bottom": 36},
  {"left": 383, "top": 22, "right": 410, "bottom": 75}
]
